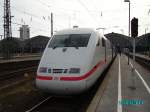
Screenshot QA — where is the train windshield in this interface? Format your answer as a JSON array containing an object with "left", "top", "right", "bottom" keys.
[{"left": 48, "top": 34, "right": 91, "bottom": 48}]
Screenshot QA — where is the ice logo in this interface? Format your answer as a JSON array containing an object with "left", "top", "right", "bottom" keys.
[{"left": 119, "top": 99, "right": 144, "bottom": 105}]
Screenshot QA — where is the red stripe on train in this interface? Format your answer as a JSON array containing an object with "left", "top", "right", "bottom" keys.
[
  {"left": 60, "top": 60, "right": 105, "bottom": 81},
  {"left": 36, "top": 75, "right": 53, "bottom": 80},
  {"left": 36, "top": 60, "right": 105, "bottom": 81}
]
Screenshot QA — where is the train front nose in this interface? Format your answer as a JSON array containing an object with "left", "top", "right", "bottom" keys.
[
  {"left": 36, "top": 75, "right": 86, "bottom": 95},
  {"left": 36, "top": 65, "right": 88, "bottom": 94}
]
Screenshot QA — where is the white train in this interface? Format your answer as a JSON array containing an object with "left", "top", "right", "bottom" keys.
[{"left": 36, "top": 28, "right": 115, "bottom": 95}]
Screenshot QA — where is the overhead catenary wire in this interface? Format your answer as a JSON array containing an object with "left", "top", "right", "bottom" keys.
[
  {"left": 10, "top": 3, "right": 76, "bottom": 30},
  {"left": 76, "top": 0, "right": 99, "bottom": 26},
  {"left": 12, "top": 22, "right": 50, "bottom": 33},
  {"left": 2, "top": 1, "right": 72, "bottom": 33},
  {"left": 1, "top": 0, "right": 150, "bottom": 37},
  {"left": 0, "top": 4, "right": 51, "bottom": 36}
]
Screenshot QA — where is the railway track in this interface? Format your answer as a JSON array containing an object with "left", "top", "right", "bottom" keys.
[
  {"left": 25, "top": 71, "right": 110, "bottom": 112},
  {"left": 25, "top": 94, "right": 93, "bottom": 112},
  {"left": 0, "top": 66, "right": 37, "bottom": 91},
  {"left": 134, "top": 56, "right": 150, "bottom": 70},
  {"left": 126, "top": 53, "right": 150, "bottom": 70},
  {"left": 0, "top": 66, "right": 37, "bottom": 81},
  {"left": 25, "top": 96, "right": 52, "bottom": 112},
  {"left": 0, "top": 56, "right": 116, "bottom": 112}
]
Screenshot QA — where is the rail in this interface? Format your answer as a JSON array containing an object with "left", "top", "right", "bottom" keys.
[{"left": 0, "top": 66, "right": 37, "bottom": 80}]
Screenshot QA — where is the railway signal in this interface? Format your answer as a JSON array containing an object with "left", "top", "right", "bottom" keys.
[
  {"left": 131, "top": 17, "right": 138, "bottom": 70},
  {"left": 131, "top": 17, "right": 138, "bottom": 38}
]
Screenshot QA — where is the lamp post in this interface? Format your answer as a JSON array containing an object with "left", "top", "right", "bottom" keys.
[
  {"left": 51, "top": 13, "right": 53, "bottom": 37},
  {"left": 0, "top": 35, "right": 2, "bottom": 40},
  {"left": 124, "top": 0, "right": 131, "bottom": 37}
]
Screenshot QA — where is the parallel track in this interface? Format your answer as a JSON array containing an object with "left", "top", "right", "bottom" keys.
[
  {"left": 25, "top": 96, "right": 52, "bottom": 112},
  {"left": 0, "top": 66, "right": 37, "bottom": 81},
  {"left": 126, "top": 53, "right": 150, "bottom": 70},
  {"left": 25, "top": 95, "right": 93, "bottom": 112}
]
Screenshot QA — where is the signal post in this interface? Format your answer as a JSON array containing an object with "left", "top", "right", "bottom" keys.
[{"left": 131, "top": 17, "right": 138, "bottom": 69}]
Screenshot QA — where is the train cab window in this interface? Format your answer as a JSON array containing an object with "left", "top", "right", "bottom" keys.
[
  {"left": 102, "top": 38, "right": 106, "bottom": 47},
  {"left": 96, "top": 38, "right": 100, "bottom": 46},
  {"left": 48, "top": 34, "right": 91, "bottom": 48}
]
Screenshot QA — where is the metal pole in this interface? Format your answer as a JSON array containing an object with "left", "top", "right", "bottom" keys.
[
  {"left": 0, "top": 35, "right": 2, "bottom": 40},
  {"left": 133, "top": 37, "right": 135, "bottom": 68},
  {"left": 127, "top": 48, "right": 129, "bottom": 65},
  {"left": 51, "top": 13, "right": 53, "bottom": 37},
  {"left": 124, "top": 0, "right": 131, "bottom": 64},
  {"left": 129, "top": 1, "right": 130, "bottom": 37},
  {"left": 128, "top": 52, "right": 129, "bottom": 64},
  {"left": 131, "top": 37, "right": 136, "bottom": 90}
]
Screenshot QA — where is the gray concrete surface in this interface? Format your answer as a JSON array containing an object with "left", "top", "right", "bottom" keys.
[{"left": 87, "top": 54, "right": 150, "bottom": 112}]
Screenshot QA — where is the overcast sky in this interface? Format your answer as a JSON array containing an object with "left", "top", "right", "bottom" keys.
[{"left": 0, "top": 0, "right": 150, "bottom": 38}]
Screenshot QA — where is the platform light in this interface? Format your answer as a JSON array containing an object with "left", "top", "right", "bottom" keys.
[{"left": 124, "top": 0, "right": 131, "bottom": 37}]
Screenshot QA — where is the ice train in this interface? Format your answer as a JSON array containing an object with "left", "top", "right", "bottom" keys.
[{"left": 36, "top": 28, "right": 115, "bottom": 95}]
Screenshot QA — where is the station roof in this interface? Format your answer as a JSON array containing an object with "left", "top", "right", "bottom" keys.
[
  {"left": 24, "top": 35, "right": 50, "bottom": 48},
  {"left": 105, "top": 32, "right": 132, "bottom": 48}
]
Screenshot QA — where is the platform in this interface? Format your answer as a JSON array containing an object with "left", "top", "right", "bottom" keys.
[
  {"left": 0, "top": 56, "right": 41, "bottom": 64},
  {"left": 134, "top": 53, "right": 150, "bottom": 61},
  {"left": 87, "top": 54, "right": 150, "bottom": 112}
]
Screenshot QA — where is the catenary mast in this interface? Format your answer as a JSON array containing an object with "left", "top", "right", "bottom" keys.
[{"left": 4, "top": 0, "right": 12, "bottom": 39}]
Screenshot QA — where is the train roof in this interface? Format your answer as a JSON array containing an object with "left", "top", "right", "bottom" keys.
[{"left": 54, "top": 28, "right": 98, "bottom": 35}]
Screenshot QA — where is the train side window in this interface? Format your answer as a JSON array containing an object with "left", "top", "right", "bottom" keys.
[
  {"left": 102, "top": 38, "right": 106, "bottom": 47},
  {"left": 96, "top": 38, "right": 100, "bottom": 46}
]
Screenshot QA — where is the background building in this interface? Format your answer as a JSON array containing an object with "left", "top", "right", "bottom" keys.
[{"left": 20, "top": 25, "right": 30, "bottom": 40}]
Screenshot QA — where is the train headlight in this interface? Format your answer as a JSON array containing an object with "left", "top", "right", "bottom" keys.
[
  {"left": 69, "top": 68, "right": 80, "bottom": 74},
  {"left": 39, "top": 67, "right": 47, "bottom": 73}
]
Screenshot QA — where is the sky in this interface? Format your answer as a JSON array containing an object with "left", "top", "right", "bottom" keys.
[{"left": 0, "top": 0, "right": 150, "bottom": 38}]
